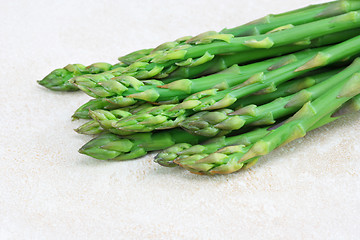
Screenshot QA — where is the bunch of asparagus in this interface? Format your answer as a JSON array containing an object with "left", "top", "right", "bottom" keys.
[{"left": 38, "top": 0, "right": 360, "bottom": 175}]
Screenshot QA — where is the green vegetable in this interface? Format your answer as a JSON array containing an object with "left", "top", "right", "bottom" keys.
[
  {"left": 102, "top": 36, "right": 360, "bottom": 133},
  {"left": 117, "top": 11, "right": 360, "bottom": 80},
  {"left": 78, "top": 128, "right": 206, "bottom": 160},
  {"left": 174, "top": 61, "right": 360, "bottom": 174},
  {"left": 179, "top": 65, "right": 357, "bottom": 137}
]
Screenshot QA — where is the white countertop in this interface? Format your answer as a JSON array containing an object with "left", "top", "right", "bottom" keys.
[{"left": 1, "top": 0, "right": 359, "bottom": 239}]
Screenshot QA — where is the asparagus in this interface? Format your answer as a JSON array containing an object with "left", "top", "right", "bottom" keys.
[
  {"left": 38, "top": 1, "right": 360, "bottom": 91},
  {"left": 69, "top": 28, "right": 360, "bottom": 98},
  {"left": 155, "top": 127, "right": 270, "bottom": 167},
  {"left": 75, "top": 120, "right": 104, "bottom": 135},
  {"left": 37, "top": 48, "right": 156, "bottom": 92},
  {"left": 116, "top": 11, "right": 360, "bottom": 80},
  {"left": 72, "top": 49, "right": 319, "bottom": 119},
  {"left": 155, "top": 62, "right": 358, "bottom": 166},
  {"left": 233, "top": 68, "right": 340, "bottom": 107},
  {"left": 158, "top": 92, "right": 360, "bottom": 168},
  {"left": 163, "top": 28, "right": 360, "bottom": 81},
  {"left": 78, "top": 128, "right": 206, "bottom": 161},
  {"left": 74, "top": 106, "right": 145, "bottom": 135},
  {"left": 118, "top": 48, "right": 154, "bottom": 65},
  {"left": 179, "top": 66, "right": 355, "bottom": 137},
  {"left": 87, "top": 103, "right": 160, "bottom": 135},
  {"left": 221, "top": 0, "right": 360, "bottom": 36},
  {"left": 68, "top": 22, "right": 360, "bottom": 97},
  {"left": 176, "top": 67, "right": 360, "bottom": 174},
  {"left": 149, "top": 27, "right": 360, "bottom": 81},
  {"left": 37, "top": 62, "right": 125, "bottom": 91},
  {"left": 70, "top": 47, "right": 320, "bottom": 99},
  {"left": 105, "top": 35, "right": 360, "bottom": 133},
  {"left": 72, "top": 98, "right": 153, "bottom": 120}
]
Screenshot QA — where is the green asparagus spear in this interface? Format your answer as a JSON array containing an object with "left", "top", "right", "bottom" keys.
[
  {"left": 221, "top": 0, "right": 360, "bottom": 36},
  {"left": 118, "top": 48, "right": 154, "bottom": 65},
  {"left": 117, "top": 11, "right": 360, "bottom": 80},
  {"left": 38, "top": 1, "right": 360, "bottom": 91},
  {"left": 70, "top": 28, "right": 360, "bottom": 98},
  {"left": 74, "top": 105, "right": 149, "bottom": 135},
  {"left": 179, "top": 65, "right": 356, "bottom": 137},
  {"left": 155, "top": 127, "right": 270, "bottom": 167},
  {"left": 78, "top": 128, "right": 206, "bottom": 161},
  {"left": 38, "top": 48, "right": 156, "bottom": 92},
  {"left": 75, "top": 120, "right": 104, "bottom": 135},
  {"left": 155, "top": 61, "right": 359, "bottom": 166},
  {"left": 178, "top": 34, "right": 360, "bottom": 112},
  {"left": 106, "top": 35, "right": 360, "bottom": 133},
  {"left": 163, "top": 28, "right": 360, "bottom": 81},
  {"left": 37, "top": 62, "right": 125, "bottom": 91},
  {"left": 176, "top": 67, "right": 360, "bottom": 174},
  {"left": 70, "top": 47, "right": 319, "bottom": 99}
]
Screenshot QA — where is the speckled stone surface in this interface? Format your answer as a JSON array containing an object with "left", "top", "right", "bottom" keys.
[{"left": 1, "top": 0, "right": 359, "bottom": 239}]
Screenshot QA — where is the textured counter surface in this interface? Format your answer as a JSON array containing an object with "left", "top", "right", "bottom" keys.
[{"left": 1, "top": 0, "right": 359, "bottom": 239}]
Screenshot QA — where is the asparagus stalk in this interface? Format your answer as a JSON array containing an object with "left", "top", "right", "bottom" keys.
[
  {"left": 78, "top": 128, "right": 206, "bottom": 161},
  {"left": 155, "top": 61, "right": 359, "bottom": 166},
  {"left": 176, "top": 67, "right": 360, "bottom": 174},
  {"left": 118, "top": 48, "right": 154, "bottom": 65},
  {"left": 163, "top": 28, "right": 360, "bottom": 81},
  {"left": 37, "top": 62, "right": 125, "bottom": 91},
  {"left": 87, "top": 103, "right": 160, "bottom": 135},
  {"left": 179, "top": 65, "right": 356, "bottom": 137},
  {"left": 37, "top": 48, "right": 156, "bottom": 92},
  {"left": 157, "top": 93, "right": 360, "bottom": 168},
  {"left": 70, "top": 27, "right": 360, "bottom": 97},
  {"left": 75, "top": 120, "right": 104, "bottom": 135},
  {"left": 155, "top": 127, "right": 270, "bottom": 167},
  {"left": 74, "top": 106, "right": 143, "bottom": 135},
  {"left": 38, "top": 1, "right": 360, "bottom": 91},
  {"left": 178, "top": 34, "right": 360, "bottom": 112},
  {"left": 72, "top": 98, "right": 153, "bottom": 120},
  {"left": 70, "top": 47, "right": 319, "bottom": 99},
  {"left": 72, "top": 49, "right": 320, "bottom": 119},
  {"left": 117, "top": 11, "right": 360, "bottom": 80},
  {"left": 105, "top": 35, "right": 360, "bottom": 133},
  {"left": 221, "top": 0, "right": 360, "bottom": 36}
]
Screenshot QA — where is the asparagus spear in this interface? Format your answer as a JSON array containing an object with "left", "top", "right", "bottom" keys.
[
  {"left": 37, "top": 48, "right": 156, "bottom": 92},
  {"left": 117, "top": 11, "right": 360, "bottom": 80},
  {"left": 71, "top": 49, "right": 319, "bottom": 119},
  {"left": 233, "top": 68, "right": 340, "bottom": 107},
  {"left": 67, "top": 15, "right": 360, "bottom": 95},
  {"left": 106, "top": 35, "right": 360, "bottom": 133},
  {"left": 70, "top": 28, "right": 360, "bottom": 98},
  {"left": 221, "top": 0, "right": 360, "bottom": 36},
  {"left": 72, "top": 29, "right": 359, "bottom": 120},
  {"left": 163, "top": 28, "right": 360, "bottom": 81},
  {"left": 74, "top": 106, "right": 145, "bottom": 135},
  {"left": 157, "top": 94, "right": 360, "bottom": 168},
  {"left": 155, "top": 61, "right": 359, "bottom": 166},
  {"left": 72, "top": 98, "right": 153, "bottom": 120},
  {"left": 118, "top": 48, "right": 154, "bottom": 65},
  {"left": 75, "top": 120, "right": 104, "bottom": 135},
  {"left": 155, "top": 127, "right": 270, "bottom": 167},
  {"left": 78, "top": 128, "right": 206, "bottom": 161},
  {"left": 70, "top": 47, "right": 319, "bottom": 99},
  {"left": 38, "top": 1, "right": 360, "bottom": 91},
  {"left": 179, "top": 65, "right": 356, "bottom": 137},
  {"left": 37, "top": 62, "right": 125, "bottom": 91},
  {"left": 176, "top": 67, "right": 360, "bottom": 174}
]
